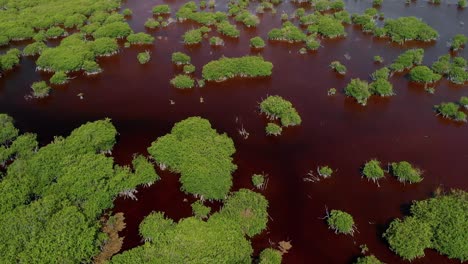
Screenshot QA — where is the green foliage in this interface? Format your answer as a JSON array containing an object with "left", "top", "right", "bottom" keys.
[
  {"left": 122, "top": 8, "right": 132, "bottom": 16},
  {"left": 137, "top": 51, "right": 151, "bottom": 64},
  {"left": 250, "top": 36, "right": 266, "bottom": 48},
  {"left": 144, "top": 18, "right": 160, "bottom": 29},
  {"left": 23, "top": 41, "right": 47, "bottom": 56},
  {"left": 139, "top": 212, "right": 175, "bottom": 242},
  {"left": 147, "top": 117, "right": 237, "bottom": 200},
  {"left": 202, "top": 56, "right": 273, "bottom": 81},
  {"left": 435, "top": 102, "right": 467, "bottom": 122},
  {"left": 448, "top": 65, "right": 468, "bottom": 84},
  {"left": 305, "top": 36, "right": 321, "bottom": 50},
  {"left": 259, "top": 248, "right": 283, "bottom": 264},
  {"left": 451, "top": 34, "right": 467, "bottom": 50},
  {"left": 0, "top": 114, "right": 18, "bottom": 145},
  {"left": 391, "top": 161, "right": 423, "bottom": 183},
  {"left": 409, "top": 66, "right": 441, "bottom": 83},
  {"left": 0, "top": 48, "right": 21, "bottom": 71},
  {"left": 374, "top": 55, "right": 383, "bottom": 63},
  {"left": 191, "top": 201, "right": 211, "bottom": 219},
  {"left": 50, "top": 71, "right": 68, "bottom": 85},
  {"left": 355, "top": 255, "right": 382, "bottom": 264},
  {"left": 344, "top": 79, "right": 371, "bottom": 105},
  {"left": 92, "top": 22, "right": 133, "bottom": 39},
  {"left": 152, "top": 4, "right": 171, "bottom": 15},
  {"left": 0, "top": 117, "right": 158, "bottom": 263},
  {"left": 318, "top": 166, "right": 333, "bottom": 177},
  {"left": 209, "top": 36, "right": 224, "bottom": 46},
  {"left": 431, "top": 54, "right": 451, "bottom": 75},
  {"left": 252, "top": 174, "right": 265, "bottom": 188},
  {"left": 330, "top": 61, "right": 347, "bottom": 74},
  {"left": 170, "top": 74, "right": 195, "bottom": 89},
  {"left": 172, "top": 52, "right": 191, "bottom": 65},
  {"left": 235, "top": 10, "right": 260, "bottom": 27},
  {"left": 45, "top": 26, "right": 67, "bottom": 39},
  {"left": 182, "top": 28, "right": 203, "bottom": 44},
  {"left": 316, "top": 15, "right": 346, "bottom": 38},
  {"left": 91, "top": 37, "right": 119, "bottom": 57},
  {"left": 327, "top": 210, "right": 355, "bottom": 235},
  {"left": 212, "top": 189, "right": 269, "bottom": 237},
  {"left": 31, "top": 81, "right": 51, "bottom": 98},
  {"left": 265, "top": 122, "right": 282, "bottom": 136},
  {"left": 371, "top": 67, "right": 390, "bottom": 80},
  {"left": 370, "top": 79, "right": 394, "bottom": 97},
  {"left": 383, "top": 17, "right": 438, "bottom": 43},
  {"left": 268, "top": 21, "right": 306, "bottom": 42},
  {"left": 362, "top": 159, "right": 385, "bottom": 181},
  {"left": 216, "top": 21, "right": 240, "bottom": 38},
  {"left": 0, "top": 35, "right": 8, "bottom": 46},
  {"left": 384, "top": 217, "right": 432, "bottom": 260},
  {"left": 126, "top": 33, "right": 155, "bottom": 45},
  {"left": 373, "top": 0, "right": 383, "bottom": 6},
  {"left": 459, "top": 0, "right": 467, "bottom": 8},
  {"left": 459, "top": 96, "right": 468, "bottom": 108},
  {"left": 389, "top": 49, "right": 424, "bottom": 72},
  {"left": 183, "top": 64, "right": 196, "bottom": 74},
  {"left": 260, "top": 95, "right": 302, "bottom": 127}
]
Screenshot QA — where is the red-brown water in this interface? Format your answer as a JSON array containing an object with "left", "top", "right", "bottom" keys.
[{"left": 1, "top": 0, "right": 467, "bottom": 263}]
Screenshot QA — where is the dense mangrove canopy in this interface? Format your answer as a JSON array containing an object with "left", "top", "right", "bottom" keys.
[
  {"left": 111, "top": 189, "right": 269, "bottom": 263},
  {"left": 260, "top": 95, "right": 302, "bottom": 127},
  {"left": 0, "top": 115, "right": 159, "bottom": 263},
  {"left": 384, "top": 190, "right": 467, "bottom": 261},
  {"left": 202, "top": 56, "right": 273, "bottom": 82},
  {"left": 148, "top": 117, "right": 237, "bottom": 200}
]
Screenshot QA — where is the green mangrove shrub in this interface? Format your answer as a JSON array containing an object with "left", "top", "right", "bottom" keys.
[
  {"left": 344, "top": 79, "right": 371, "bottom": 105},
  {"left": 265, "top": 123, "right": 282, "bottom": 136},
  {"left": 250, "top": 36, "right": 266, "bottom": 49},
  {"left": 391, "top": 161, "right": 423, "bottom": 183},
  {"left": 137, "top": 51, "right": 151, "bottom": 64},
  {"left": 362, "top": 159, "right": 385, "bottom": 183},
  {"left": 170, "top": 75, "right": 195, "bottom": 89},
  {"left": 31, "top": 81, "right": 51, "bottom": 98},
  {"left": 434, "top": 102, "right": 467, "bottom": 122},
  {"left": 202, "top": 56, "right": 273, "bottom": 82},
  {"left": 260, "top": 95, "right": 302, "bottom": 127},
  {"left": 327, "top": 210, "right": 356, "bottom": 235}
]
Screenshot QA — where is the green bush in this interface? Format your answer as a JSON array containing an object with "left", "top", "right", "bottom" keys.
[
  {"left": 152, "top": 4, "right": 171, "bottom": 15},
  {"left": 265, "top": 123, "right": 282, "bottom": 136},
  {"left": 355, "top": 255, "right": 382, "bottom": 264},
  {"left": 122, "top": 8, "right": 132, "bottom": 16},
  {"left": 451, "top": 34, "right": 467, "bottom": 50},
  {"left": 191, "top": 201, "right": 211, "bottom": 219},
  {"left": 409, "top": 66, "right": 441, "bottom": 84},
  {"left": 252, "top": 174, "right": 265, "bottom": 188},
  {"left": 170, "top": 75, "right": 195, "bottom": 89},
  {"left": 389, "top": 49, "right": 424, "bottom": 72},
  {"left": 344, "top": 79, "right": 371, "bottom": 105},
  {"left": 330, "top": 61, "right": 347, "bottom": 74},
  {"left": 92, "top": 22, "right": 133, "bottom": 39},
  {"left": 0, "top": 49, "right": 21, "bottom": 71},
  {"left": 362, "top": 159, "right": 385, "bottom": 182},
  {"left": 459, "top": 0, "right": 467, "bottom": 8},
  {"left": 391, "top": 161, "right": 423, "bottom": 183},
  {"left": 147, "top": 117, "right": 237, "bottom": 200},
  {"left": 172, "top": 52, "right": 191, "bottom": 65},
  {"left": 83, "top": 61, "right": 102, "bottom": 75},
  {"left": 126, "top": 33, "right": 155, "bottom": 45},
  {"left": 327, "top": 210, "right": 355, "bottom": 235},
  {"left": 139, "top": 212, "right": 174, "bottom": 242},
  {"left": 91, "top": 37, "right": 119, "bottom": 57},
  {"left": 383, "top": 17, "right": 438, "bottom": 43},
  {"left": 216, "top": 21, "right": 240, "bottom": 38},
  {"left": 317, "top": 16, "right": 346, "bottom": 38},
  {"left": 145, "top": 18, "right": 160, "bottom": 29},
  {"left": 448, "top": 66, "right": 468, "bottom": 84},
  {"left": 374, "top": 55, "right": 384, "bottom": 63},
  {"left": 50, "top": 71, "right": 68, "bottom": 85},
  {"left": 0, "top": 35, "right": 9, "bottom": 46},
  {"left": 23, "top": 42, "right": 48, "bottom": 56},
  {"left": 45, "top": 26, "right": 67, "bottom": 39},
  {"left": 209, "top": 36, "right": 224, "bottom": 46},
  {"left": 318, "top": 166, "right": 333, "bottom": 177},
  {"left": 202, "top": 56, "right": 273, "bottom": 81},
  {"left": 31, "top": 81, "right": 51, "bottom": 98},
  {"left": 183, "top": 64, "right": 196, "bottom": 74},
  {"left": 268, "top": 21, "right": 306, "bottom": 42},
  {"left": 250, "top": 36, "right": 265, "bottom": 48},
  {"left": 137, "top": 51, "right": 151, "bottom": 64},
  {"left": 435, "top": 102, "right": 467, "bottom": 122},
  {"left": 260, "top": 95, "right": 302, "bottom": 127},
  {"left": 371, "top": 67, "right": 390, "bottom": 80},
  {"left": 259, "top": 248, "right": 282, "bottom": 264},
  {"left": 384, "top": 217, "right": 432, "bottom": 260},
  {"left": 373, "top": 0, "right": 383, "bottom": 6},
  {"left": 431, "top": 54, "right": 451, "bottom": 75},
  {"left": 370, "top": 79, "right": 394, "bottom": 96},
  {"left": 459, "top": 96, "right": 468, "bottom": 108},
  {"left": 182, "top": 29, "right": 203, "bottom": 45}
]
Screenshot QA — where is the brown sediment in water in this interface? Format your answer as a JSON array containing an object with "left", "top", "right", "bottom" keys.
[{"left": 0, "top": 0, "right": 467, "bottom": 263}]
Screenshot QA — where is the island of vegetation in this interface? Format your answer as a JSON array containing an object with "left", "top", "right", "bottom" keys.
[
  {"left": 148, "top": 117, "right": 237, "bottom": 200},
  {"left": 260, "top": 95, "right": 302, "bottom": 127},
  {"left": 383, "top": 190, "right": 467, "bottom": 261},
  {"left": 327, "top": 209, "right": 356, "bottom": 235},
  {"left": 202, "top": 56, "right": 273, "bottom": 82}
]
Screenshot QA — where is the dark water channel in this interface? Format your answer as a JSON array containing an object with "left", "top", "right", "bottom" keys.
[{"left": 0, "top": 0, "right": 467, "bottom": 263}]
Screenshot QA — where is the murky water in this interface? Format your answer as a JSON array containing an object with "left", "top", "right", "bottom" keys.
[{"left": 1, "top": 0, "right": 467, "bottom": 263}]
